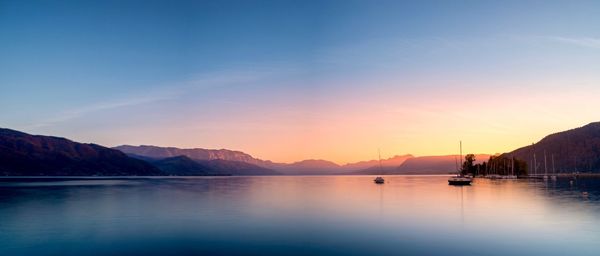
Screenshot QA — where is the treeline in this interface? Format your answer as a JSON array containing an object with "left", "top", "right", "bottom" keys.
[{"left": 460, "top": 154, "right": 528, "bottom": 176}]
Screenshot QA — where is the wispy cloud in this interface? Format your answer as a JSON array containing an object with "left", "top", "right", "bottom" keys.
[
  {"left": 27, "top": 94, "right": 175, "bottom": 129},
  {"left": 548, "top": 36, "right": 600, "bottom": 49},
  {"left": 26, "top": 67, "right": 291, "bottom": 129}
]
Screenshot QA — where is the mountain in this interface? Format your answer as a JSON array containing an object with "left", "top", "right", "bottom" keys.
[
  {"left": 275, "top": 159, "right": 342, "bottom": 175},
  {"left": 198, "top": 159, "right": 278, "bottom": 175},
  {"left": 114, "top": 145, "right": 275, "bottom": 167},
  {"left": 395, "top": 155, "right": 463, "bottom": 174},
  {"left": 347, "top": 166, "right": 405, "bottom": 175},
  {"left": 0, "top": 128, "right": 162, "bottom": 176},
  {"left": 275, "top": 155, "right": 415, "bottom": 175},
  {"left": 348, "top": 154, "right": 490, "bottom": 175},
  {"left": 126, "top": 151, "right": 278, "bottom": 176},
  {"left": 149, "top": 156, "right": 214, "bottom": 176},
  {"left": 394, "top": 154, "right": 491, "bottom": 174},
  {"left": 504, "top": 122, "right": 600, "bottom": 173},
  {"left": 342, "top": 154, "right": 413, "bottom": 171}
]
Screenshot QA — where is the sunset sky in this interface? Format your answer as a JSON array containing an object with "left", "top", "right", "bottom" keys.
[{"left": 2, "top": 0, "right": 600, "bottom": 164}]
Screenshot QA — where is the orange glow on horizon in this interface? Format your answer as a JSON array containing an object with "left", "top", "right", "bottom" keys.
[{"left": 92, "top": 81, "right": 600, "bottom": 165}]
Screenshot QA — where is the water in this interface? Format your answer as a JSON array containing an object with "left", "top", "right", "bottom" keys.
[{"left": 0, "top": 176, "right": 599, "bottom": 256}]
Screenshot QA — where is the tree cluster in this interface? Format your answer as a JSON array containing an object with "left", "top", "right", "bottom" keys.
[{"left": 460, "top": 154, "right": 528, "bottom": 176}]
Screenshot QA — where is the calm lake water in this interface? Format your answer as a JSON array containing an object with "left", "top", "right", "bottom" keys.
[{"left": 1, "top": 175, "right": 599, "bottom": 256}]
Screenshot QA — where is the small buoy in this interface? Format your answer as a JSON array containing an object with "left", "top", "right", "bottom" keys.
[{"left": 582, "top": 192, "right": 589, "bottom": 196}]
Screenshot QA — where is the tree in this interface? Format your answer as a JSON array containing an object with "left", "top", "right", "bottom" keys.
[{"left": 462, "top": 154, "right": 476, "bottom": 175}]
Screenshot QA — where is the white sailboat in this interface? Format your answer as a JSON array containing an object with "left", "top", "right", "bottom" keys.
[
  {"left": 374, "top": 149, "right": 385, "bottom": 184},
  {"left": 448, "top": 141, "right": 473, "bottom": 185},
  {"left": 543, "top": 150, "right": 549, "bottom": 180},
  {"left": 551, "top": 154, "right": 557, "bottom": 180},
  {"left": 503, "top": 156, "right": 518, "bottom": 179}
]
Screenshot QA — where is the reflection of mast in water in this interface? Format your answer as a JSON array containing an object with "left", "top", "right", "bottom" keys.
[
  {"left": 454, "top": 185, "right": 465, "bottom": 226},
  {"left": 378, "top": 183, "right": 384, "bottom": 220},
  {"left": 460, "top": 186, "right": 464, "bottom": 226}
]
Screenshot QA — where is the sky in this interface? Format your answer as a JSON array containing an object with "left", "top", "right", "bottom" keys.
[{"left": 2, "top": 0, "right": 600, "bottom": 164}]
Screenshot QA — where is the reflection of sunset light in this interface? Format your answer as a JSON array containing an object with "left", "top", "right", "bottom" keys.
[{"left": 240, "top": 175, "right": 598, "bottom": 237}]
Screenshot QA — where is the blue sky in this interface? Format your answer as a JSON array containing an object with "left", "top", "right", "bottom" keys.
[{"left": 2, "top": 0, "right": 600, "bottom": 163}]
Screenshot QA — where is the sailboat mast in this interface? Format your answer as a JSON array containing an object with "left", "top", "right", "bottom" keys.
[
  {"left": 512, "top": 156, "right": 515, "bottom": 176},
  {"left": 455, "top": 156, "right": 459, "bottom": 173},
  {"left": 533, "top": 152, "right": 537, "bottom": 176},
  {"left": 544, "top": 150, "right": 547, "bottom": 176},
  {"left": 378, "top": 148, "right": 383, "bottom": 174},
  {"left": 459, "top": 141, "right": 462, "bottom": 175},
  {"left": 552, "top": 154, "right": 555, "bottom": 175}
]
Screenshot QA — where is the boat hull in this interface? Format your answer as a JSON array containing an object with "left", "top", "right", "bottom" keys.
[
  {"left": 448, "top": 177, "right": 472, "bottom": 186},
  {"left": 448, "top": 180, "right": 471, "bottom": 185}
]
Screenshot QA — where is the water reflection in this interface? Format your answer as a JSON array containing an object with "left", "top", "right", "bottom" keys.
[{"left": 0, "top": 176, "right": 599, "bottom": 255}]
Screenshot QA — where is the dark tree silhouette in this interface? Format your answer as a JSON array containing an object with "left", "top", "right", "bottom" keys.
[{"left": 461, "top": 154, "right": 476, "bottom": 175}]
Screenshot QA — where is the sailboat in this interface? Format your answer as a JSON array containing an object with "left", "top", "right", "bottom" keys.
[
  {"left": 448, "top": 141, "right": 473, "bottom": 185},
  {"left": 550, "top": 154, "right": 557, "bottom": 180},
  {"left": 374, "top": 149, "right": 385, "bottom": 184},
  {"left": 543, "top": 151, "right": 549, "bottom": 180},
  {"left": 506, "top": 156, "right": 517, "bottom": 179}
]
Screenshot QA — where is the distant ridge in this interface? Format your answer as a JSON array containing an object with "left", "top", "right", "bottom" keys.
[
  {"left": 342, "top": 154, "right": 413, "bottom": 171},
  {"left": 0, "top": 128, "right": 161, "bottom": 176},
  {"left": 114, "top": 145, "right": 275, "bottom": 167},
  {"left": 147, "top": 155, "right": 214, "bottom": 176},
  {"left": 504, "top": 122, "right": 600, "bottom": 173},
  {"left": 275, "top": 159, "right": 341, "bottom": 175},
  {"left": 199, "top": 159, "right": 279, "bottom": 175},
  {"left": 118, "top": 145, "right": 474, "bottom": 175},
  {"left": 395, "top": 154, "right": 490, "bottom": 175},
  {"left": 123, "top": 148, "right": 279, "bottom": 176},
  {"left": 349, "top": 154, "right": 490, "bottom": 175}
]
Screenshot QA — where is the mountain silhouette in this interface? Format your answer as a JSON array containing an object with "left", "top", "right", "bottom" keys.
[
  {"left": 0, "top": 128, "right": 161, "bottom": 176},
  {"left": 504, "top": 122, "right": 600, "bottom": 173}
]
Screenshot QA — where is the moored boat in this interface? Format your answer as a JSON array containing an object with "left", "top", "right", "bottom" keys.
[
  {"left": 448, "top": 176, "right": 472, "bottom": 185},
  {"left": 448, "top": 141, "right": 473, "bottom": 186},
  {"left": 373, "top": 149, "right": 385, "bottom": 184}
]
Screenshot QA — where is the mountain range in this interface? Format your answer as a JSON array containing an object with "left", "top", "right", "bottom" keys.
[
  {"left": 117, "top": 145, "right": 488, "bottom": 175},
  {"left": 273, "top": 155, "right": 415, "bottom": 175},
  {"left": 116, "top": 145, "right": 417, "bottom": 174},
  {"left": 114, "top": 145, "right": 274, "bottom": 167},
  {"left": 3, "top": 122, "right": 600, "bottom": 176},
  {"left": 0, "top": 128, "right": 277, "bottom": 176},
  {"left": 135, "top": 155, "right": 277, "bottom": 176}
]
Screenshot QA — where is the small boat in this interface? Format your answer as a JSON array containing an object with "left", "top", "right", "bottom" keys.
[
  {"left": 489, "top": 174, "right": 501, "bottom": 180},
  {"left": 373, "top": 149, "right": 385, "bottom": 184},
  {"left": 448, "top": 176, "right": 472, "bottom": 185},
  {"left": 448, "top": 141, "right": 472, "bottom": 186}
]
